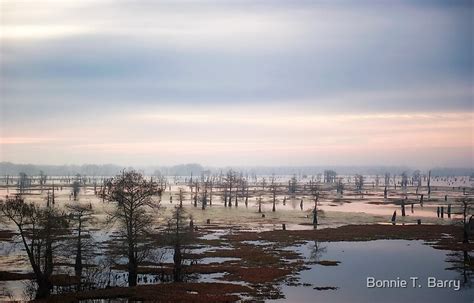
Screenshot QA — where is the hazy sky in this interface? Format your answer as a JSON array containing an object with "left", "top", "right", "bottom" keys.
[{"left": 0, "top": 0, "right": 473, "bottom": 167}]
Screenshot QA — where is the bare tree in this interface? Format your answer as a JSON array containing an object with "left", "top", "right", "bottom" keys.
[
  {"left": 460, "top": 197, "right": 473, "bottom": 244},
  {"left": 66, "top": 203, "right": 94, "bottom": 279},
  {"left": 0, "top": 196, "right": 68, "bottom": 298},
  {"left": 412, "top": 170, "right": 421, "bottom": 188},
  {"left": 192, "top": 181, "right": 199, "bottom": 207},
  {"left": 323, "top": 170, "right": 337, "bottom": 183},
  {"left": 178, "top": 187, "right": 185, "bottom": 208},
  {"left": 384, "top": 172, "right": 390, "bottom": 188},
  {"left": 208, "top": 178, "right": 213, "bottom": 206},
  {"left": 427, "top": 170, "right": 432, "bottom": 198},
  {"left": 270, "top": 176, "right": 277, "bottom": 212},
  {"left": 18, "top": 172, "right": 31, "bottom": 195},
  {"left": 51, "top": 182, "right": 56, "bottom": 205},
  {"left": 257, "top": 196, "right": 262, "bottom": 213},
  {"left": 355, "top": 174, "right": 364, "bottom": 193},
  {"left": 244, "top": 179, "right": 249, "bottom": 207},
  {"left": 223, "top": 187, "right": 228, "bottom": 207},
  {"left": 310, "top": 183, "right": 319, "bottom": 227},
  {"left": 336, "top": 178, "right": 344, "bottom": 198},
  {"left": 235, "top": 174, "right": 241, "bottom": 207},
  {"left": 401, "top": 172, "right": 408, "bottom": 192},
  {"left": 289, "top": 174, "right": 297, "bottom": 195},
  {"left": 105, "top": 170, "right": 160, "bottom": 286},
  {"left": 39, "top": 170, "right": 47, "bottom": 192},
  {"left": 225, "top": 170, "right": 236, "bottom": 207},
  {"left": 165, "top": 207, "right": 194, "bottom": 282},
  {"left": 72, "top": 181, "right": 81, "bottom": 201},
  {"left": 156, "top": 175, "right": 167, "bottom": 193},
  {"left": 201, "top": 179, "right": 209, "bottom": 210}
]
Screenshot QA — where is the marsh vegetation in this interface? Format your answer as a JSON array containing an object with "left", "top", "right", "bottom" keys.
[{"left": 0, "top": 169, "right": 473, "bottom": 302}]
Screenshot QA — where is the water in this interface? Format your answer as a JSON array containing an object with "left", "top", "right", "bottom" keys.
[
  {"left": 272, "top": 240, "right": 473, "bottom": 303},
  {"left": 0, "top": 280, "right": 29, "bottom": 301},
  {"left": 1, "top": 239, "right": 472, "bottom": 302},
  {"left": 199, "top": 257, "right": 240, "bottom": 264}
]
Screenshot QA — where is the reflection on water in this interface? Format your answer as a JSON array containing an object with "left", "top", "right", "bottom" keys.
[
  {"left": 0, "top": 280, "right": 29, "bottom": 301},
  {"left": 273, "top": 240, "right": 473, "bottom": 303},
  {"left": 1, "top": 238, "right": 473, "bottom": 302}
]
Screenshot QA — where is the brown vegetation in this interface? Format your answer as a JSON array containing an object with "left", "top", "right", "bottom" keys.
[{"left": 225, "top": 224, "right": 473, "bottom": 251}]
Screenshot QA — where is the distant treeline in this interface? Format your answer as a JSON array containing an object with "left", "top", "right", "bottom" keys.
[
  {"left": 224, "top": 166, "right": 474, "bottom": 177},
  {"left": 0, "top": 162, "right": 125, "bottom": 176},
  {"left": 0, "top": 162, "right": 205, "bottom": 177},
  {"left": 0, "top": 162, "right": 472, "bottom": 177}
]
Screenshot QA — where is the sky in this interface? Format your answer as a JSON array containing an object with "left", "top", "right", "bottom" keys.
[{"left": 0, "top": 0, "right": 473, "bottom": 168}]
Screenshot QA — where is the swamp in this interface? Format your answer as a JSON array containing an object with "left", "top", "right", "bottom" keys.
[{"left": 0, "top": 171, "right": 472, "bottom": 302}]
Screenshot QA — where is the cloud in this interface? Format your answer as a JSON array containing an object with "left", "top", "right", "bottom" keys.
[
  {"left": 0, "top": 137, "right": 58, "bottom": 145},
  {"left": 2, "top": 105, "right": 472, "bottom": 167},
  {"left": 0, "top": 0, "right": 472, "bottom": 166}
]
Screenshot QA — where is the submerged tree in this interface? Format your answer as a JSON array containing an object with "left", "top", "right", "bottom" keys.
[
  {"left": 66, "top": 203, "right": 94, "bottom": 279},
  {"left": 384, "top": 173, "right": 390, "bottom": 188},
  {"left": 39, "top": 170, "right": 47, "bottom": 192},
  {"left": 310, "top": 184, "right": 319, "bottom": 228},
  {"left": 72, "top": 181, "right": 81, "bottom": 201},
  {"left": 336, "top": 178, "right": 344, "bottom": 198},
  {"left": 200, "top": 179, "right": 210, "bottom": 210},
  {"left": 354, "top": 174, "right": 364, "bottom": 192},
  {"left": 288, "top": 175, "right": 297, "bottom": 195},
  {"left": 178, "top": 187, "right": 185, "bottom": 208},
  {"left": 0, "top": 196, "right": 68, "bottom": 298},
  {"left": 18, "top": 172, "right": 31, "bottom": 195},
  {"left": 459, "top": 197, "right": 474, "bottom": 244},
  {"left": 271, "top": 178, "right": 277, "bottom": 212},
  {"left": 105, "top": 170, "right": 160, "bottom": 286},
  {"left": 401, "top": 172, "right": 408, "bottom": 191},
  {"left": 165, "top": 207, "right": 194, "bottom": 282},
  {"left": 427, "top": 170, "right": 432, "bottom": 197},
  {"left": 323, "top": 170, "right": 337, "bottom": 183},
  {"left": 412, "top": 170, "right": 421, "bottom": 188},
  {"left": 225, "top": 170, "right": 236, "bottom": 207}
]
